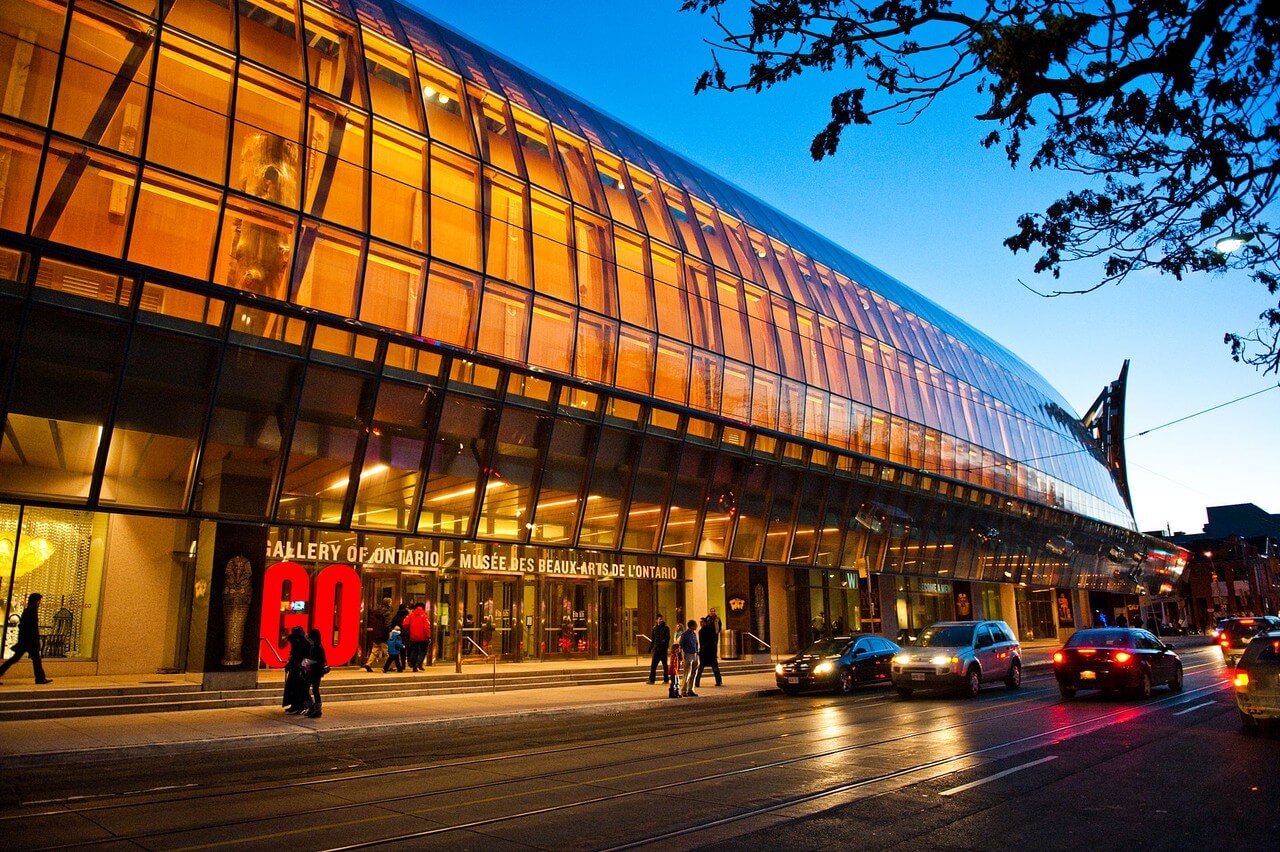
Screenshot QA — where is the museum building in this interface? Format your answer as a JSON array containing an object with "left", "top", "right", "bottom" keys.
[{"left": 0, "top": 0, "right": 1184, "bottom": 684}]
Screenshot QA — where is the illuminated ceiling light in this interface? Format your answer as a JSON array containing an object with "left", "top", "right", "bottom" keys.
[{"left": 1214, "top": 233, "right": 1253, "bottom": 253}]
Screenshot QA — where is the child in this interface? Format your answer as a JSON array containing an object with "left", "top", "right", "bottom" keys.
[
  {"left": 385, "top": 625, "right": 405, "bottom": 672},
  {"left": 668, "top": 625, "right": 683, "bottom": 698}
]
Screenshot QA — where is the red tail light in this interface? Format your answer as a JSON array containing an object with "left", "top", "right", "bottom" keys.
[
  {"left": 1220, "top": 637, "right": 1231, "bottom": 647},
  {"left": 1078, "top": 648, "right": 1097, "bottom": 654},
  {"left": 1235, "top": 672, "right": 1250, "bottom": 688},
  {"left": 1114, "top": 651, "right": 1132, "bottom": 664},
  {"left": 1052, "top": 651, "right": 1064, "bottom": 664}
]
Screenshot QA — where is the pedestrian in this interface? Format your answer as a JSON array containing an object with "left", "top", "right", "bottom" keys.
[
  {"left": 696, "top": 615, "right": 722, "bottom": 687},
  {"left": 391, "top": 602, "right": 410, "bottom": 670},
  {"left": 706, "top": 607, "right": 723, "bottom": 635},
  {"left": 404, "top": 603, "right": 431, "bottom": 671},
  {"left": 303, "top": 627, "right": 327, "bottom": 718},
  {"left": 647, "top": 614, "right": 671, "bottom": 684},
  {"left": 363, "top": 597, "right": 393, "bottom": 672},
  {"left": 668, "top": 623, "right": 684, "bottom": 699},
  {"left": 385, "top": 625, "right": 405, "bottom": 672},
  {"left": 1115, "top": 613, "right": 1128, "bottom": 627},
  {"left": 282, "top": 626, "right": 309, "bottom": 713},
  {"left": 0, "top": 592, "right": 52, "bottom": 684},
  {"left": 680, "top": 619, "right": 700, "bottom": 696}
]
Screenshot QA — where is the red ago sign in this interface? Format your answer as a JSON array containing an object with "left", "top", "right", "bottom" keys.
[{"left": 259, "top": 561, "right": 361, "bottom": 668}]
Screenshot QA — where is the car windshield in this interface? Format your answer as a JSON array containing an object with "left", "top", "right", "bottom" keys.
[
  {"left": 916, "top": 625, "right": 975, "bottom": 647},
  {"left": 1066, "top": 629, "right": 1133, "bottom": 648},
  {"left": 801, "top": 639, "right": 852, "bottom": 657}
]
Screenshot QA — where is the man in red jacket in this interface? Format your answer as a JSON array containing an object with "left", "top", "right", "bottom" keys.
[{"left": 404, "top": 603, "right": 432, "bottom": 671}]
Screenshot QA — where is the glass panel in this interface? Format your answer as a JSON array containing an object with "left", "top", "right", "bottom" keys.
[
  {"left": 359, "top": 241, "right": 425, "bottom": 334},
  {"left": 196, "top": 346, "right": 302, "bottom": 517},
  {"left": 621, "top": 436, "right": 677, "bottom": 551},
  {"left": 685, "top": 261, "right": 720, "bottom": 352},
  {"left": 421, "top": 262, "right": 478, "bottom": 348},
  {"left": 690, "top": 198, "right": 738, "bottom": 273},
  {"left": 416, "top": 59, "right": 474, "bottom": 154},
  {"left": 363, "top": 32, "right": 422, "bottom": 131},
  {"left": 530, "top": 190, "right": 574, "bottom": 302},
  {"left": 371, "top": 120, "right": 428, "bottom": 250},
  {"left": 476, "top": 280, "right": 529, "bottom": 363},
  {"left": 483, "top": 169, "right": 530, "bottom": 286},
  {"left": 554, "top": 129, "right": 605, "bottom": 211},
  {"left": 751, "top": 371, "right": 778, "bottom": 430},
  {"left": 0, "top": 307, "right": 126, "bottom": 501},
  {"left": 0, "top": 0, "right": 67, "bottom": 127},
  {"left": 32, "top": 140, "right": 136, "bottom": 257},
  {"left": 743, "top": 284, "right": 778, "bottom": 372},
  {"left": 137, "top": 284, "right": 225, "bottom": 334},
  {"left": 352, "top": 380, "right": 437, "bottom": 531},
  {"left": 127, "top": 168, "right": 222, "bottom": 280},
  {"left": 815, "top": 482, "right": 850, "bottom": 568},
  {"left": 573, "top": 312, "right": 616, "bottom": 385},
  {"left": 654, "top": 337, "right": 689, "bottom": 405},
  {"left": 662, "top": 183, "right": 708, "bottom": 260},
  {"left": 478, "top": 406, "right": 549, "bottom": 540},
  {"left": 166, "top": 0, "right": 234, "bottom": 48},
  {"left": 651, "top": 244, "right": 688, "bottom": 342},
  {"left": 592, "top": 147, "right": 640, "bottom": 230},
  {"left": 696, "top": 455, "right": 735, "bottom": 558},
  {"left": 722, "top": 360, "right": 751, "bottom": 422},
  {"left": 277, "top": 365, "right": 369, "bottom": 524},
  {"left": 305, "top": 93, "right": 367, "bottom": 230},
  {"left": 302, "top": 3, "right": 366, "bottom": 107},
  {"left": 429, "top": 146, "right": 480, "bottom": 271},
  {"left": 762, "top": 469, "right": 799, "bottom": 563},
  {"left": 512, "top": 105, "right": 565, "bottom": 194},
  {"left": 419, "top": 394, "right": 497, "bottom": 537},
  {"left": 626, "top": 164, "right": 674, "bottom": 245},
  {"left": 231, "top": 65, "right": 304, "bottom": 209},
  {"left": 729, "top": 461, "right": 772, "bottom": 561},
  {"left": 52, "top": 2, "right": 153, "bottom": 154},
  {"left": 291, "top": 221, "right": 362, "bottom": 320},
  {"left": 148, "top": 33, "right": 232, "bottom": 183},
  {"left": 101, "top": 328, "right": 217, "bottom": 510},
  {"left": 34, "top": 257, "right": 134, "bottom": 310},
  {"left": 236, "top": 0, "right": 303, "bottom": 80},
  {"left": 575, "top": 209, "right": 615, "bottom": 316},
  {"left": 616, "top": 326, "right": 655, "bottom": 394},
  {"left": 716, "top": 277, "right": 751, "bottom": 363},
  {"left": 531, "top": 418, "right": 594, "bottom": 545},
  {"left": 0, "top": 121, "right": 41, "bottom": 234},
  {"left": 528, "top": 296, "right": 575, "bottom": 373},
  {"left": 468, "top": 85, "right": 522, "bottom": 176},
  {"left": 662, "top": 444, "right": 712, "bottom": 555},
  {"left": 789, "top": 475, "right": 826, "bottom": 565},
  {"left": 614, "top": 228, "right": 654, "bottom": 330},
  {"left": 578, "top": 427, "right": 637, "bottom": 549}
]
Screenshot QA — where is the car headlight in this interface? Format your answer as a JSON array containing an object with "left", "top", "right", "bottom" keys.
[
  {"left": 775, "top": 663, "right": 784, "bottom": 675},
  {"left": 813, "top": 662, "right": 834, "bottom": 675},
  {"left": 892, "top": 653, "right": 910, "bottom": 664},
  {"left": 930, "top": 654, "right": 952, "bottom": 666}
]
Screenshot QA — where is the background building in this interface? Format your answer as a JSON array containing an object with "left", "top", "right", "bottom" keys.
[
  {"left": 0, "top": 0, "right": 1181, "bottom": 683},
  {"left": 1161, "top": 504, "right": 1280, "bottom": 630}
]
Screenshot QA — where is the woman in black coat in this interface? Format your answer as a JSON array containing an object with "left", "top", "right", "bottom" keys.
[
  {"left": 282, "top": 626, "right": 309, "bottom": 714},
  {"left": 304, "top": 627, "right": 328, "bottom": 718}
]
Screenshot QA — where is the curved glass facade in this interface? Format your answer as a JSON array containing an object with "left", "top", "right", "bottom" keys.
[{"left": 0, "top": 0, "right": 1133, "bottom": 533}]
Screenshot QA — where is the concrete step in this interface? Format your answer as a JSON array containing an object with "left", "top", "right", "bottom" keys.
[{"left": 0, "top": 661, "right": 776, "bottom": 720}]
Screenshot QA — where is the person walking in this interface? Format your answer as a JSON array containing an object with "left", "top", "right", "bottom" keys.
[
  {"left": 302, "top": 627, "right": 328, "bottom": 718},
  {"left": 696, "top": 615, "right": 723, "bottom": 688},
  {"left": 363, "top": 597, "right": 393, "bottom": 672},
  {"left": 404, "top": 603, "right": 431, "bottom": 671},
  {"left": 385, "top": 625, "right": 405, "bottom": 672},
  {"left": 0, "top": 592, "right": 51, "bottom": 684},
  {"left": 647, "top": 614, "right": 671, "bottom": 684},
  {"left": 282, "top": 626, "right": 309, "bottom": 714},
  {"left": 680, "top": 619, "right": 700, "bottom": 697},
  {"left": 668, "top": 623, "right": 684, "bottom": 699},
  {"left": 391, "top": 602, "right": 410, "bottom": 670}
]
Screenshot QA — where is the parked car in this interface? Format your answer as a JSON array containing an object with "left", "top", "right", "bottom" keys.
[
  {"left": 890, "top": 620, "right": 1021, "bottom": 699},
  {"left": 1235, "top": 629, "right": 1280, "bottom": 733},
  {"left": 776, "top": 634, "right": 899, "bottom": 695},
  {"left": 1052, "top": 627, "right": 1183, "bottom": 699},
  {"left": 1217, "top": 616, "right": 1280, "bottom": 666}
]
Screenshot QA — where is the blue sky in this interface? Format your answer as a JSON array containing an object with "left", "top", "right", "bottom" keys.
[{"left": 409, "top": 1, "right": 1280, "bottom": 536}]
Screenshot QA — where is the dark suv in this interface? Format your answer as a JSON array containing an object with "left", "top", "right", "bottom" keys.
[
  {"left": 890, "top": 620, "right": 1022, "bottom": 698},
  {"left": 1218, "top": 616, "right": 1280, "bottom": 666}
]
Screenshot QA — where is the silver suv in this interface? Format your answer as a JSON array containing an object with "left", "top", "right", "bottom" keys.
[
  {"left": 891, "top": 620, "right": 1022, "bottom": 698},
  {"left": 1236, "top": 629, "right": 1280, "bottom": 734}
]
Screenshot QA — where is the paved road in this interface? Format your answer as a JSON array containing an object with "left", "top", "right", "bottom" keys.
[{"left": 1, "top": 646, "right": 1274, "bottom": 850}]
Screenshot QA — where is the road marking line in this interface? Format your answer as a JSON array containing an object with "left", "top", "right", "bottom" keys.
[
  {"left": 939, "top": 755, "right": 1058, "bottom": 797},
  {"left": 1172, "top": 701, "right": 1215, "bottom": 716}
]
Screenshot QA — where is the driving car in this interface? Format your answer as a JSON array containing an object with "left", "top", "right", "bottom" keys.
[
  {"left": 890, "top": 620, "right": 1021, "bottom": 698},
  {"left": 1217, "top": 616, "right": 1280, "bottom": 666},
  {"left": 1052, "top": 627, "right": 1183, "bottom": 699},
  {"left": 776, "top": 634, "right": 900, "bottom": 695},
  {"left": 1234, "top": 628, "right": 1280, "bottom": 734}
]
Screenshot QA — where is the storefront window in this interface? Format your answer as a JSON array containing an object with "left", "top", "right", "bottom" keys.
[{"left": 1, "top": 506, "right": 106, "bottom": 662}]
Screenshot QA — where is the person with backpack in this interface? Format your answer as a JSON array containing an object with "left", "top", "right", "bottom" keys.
[
  {"left": 404, "top": 603, "right": 432, "bottom": 671},
  {"left": 385, "top": 625, "right": 405, "bottom": 672}
]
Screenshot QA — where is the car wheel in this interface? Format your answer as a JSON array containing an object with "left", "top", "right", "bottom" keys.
[
  {"left": 836, "top": 669, "right": 855, "bottom": 695},
  {"left": 961, "top": 666, "right": 981, "bottom": 699},
  {"left": 1240, "top": 709, "right": 1259, "bottom": 735},
  {"left": 1169, "top": 664, "right": 1183, "bottom": 692},
  {"left": 1005, "top": 660, "right": 1022, "bottom": 691},
  {"left": 1134, "top": 669, "right": 1152, "bottom": 699},
  {"left": 895, "top": 686, "right": 914, "bottom": 699},
  {"left": 1059, "top": 684, "right": 1076, "bottom": 700}
]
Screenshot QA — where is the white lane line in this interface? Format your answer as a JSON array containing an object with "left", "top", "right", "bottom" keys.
[
  {"left": 939, "top": 755, "right": 1059, "bottom": 797},
  {"left": 1172, "top": 701, "right": 1216, "bottom": 716}
]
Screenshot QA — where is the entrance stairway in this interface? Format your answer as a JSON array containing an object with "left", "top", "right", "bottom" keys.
[{"left": 0, "top": 658, "right": 777, "bottom": 720}]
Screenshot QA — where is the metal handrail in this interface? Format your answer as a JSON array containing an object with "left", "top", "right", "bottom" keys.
[
  {"left": 461, "top": 635, "right": 497, "bottom": 693},
  {"left": 635, "top": 633, "right": 652, "bottom": 666},
  {"left": 741, "top": 632, "right": 776, "bottom": 666},
  {"left": 259, "top": 636, "right": 285, "bottom": 667}
]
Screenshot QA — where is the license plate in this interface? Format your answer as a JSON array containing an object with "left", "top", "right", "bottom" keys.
[
  {"left": 1080, "top": 670, "right": 1096, "bottom": 680},
  {"left": 787, "top": 677, "right": 799, "bottom": 684},
  {"left": 911, "top": 673, "right": 926, "bottom": 682}
]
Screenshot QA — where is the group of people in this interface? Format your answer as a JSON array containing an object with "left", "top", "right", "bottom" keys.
[
  {"left": 363, "top": 598, "right": 433, "bottom": 673},
  {"left": 281, "top": 625, "right": 327, "bottom": 717},
  {"left": 647, "top": 608, "right": 723, "bottom": 698}
]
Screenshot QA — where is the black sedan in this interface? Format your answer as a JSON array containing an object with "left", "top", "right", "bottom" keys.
[
  {"left": 776, "top": 634, "right": 899, "bottom": 695},
  {"left": 1052, "top": 628, "right": 1184, "bottom": 699}
]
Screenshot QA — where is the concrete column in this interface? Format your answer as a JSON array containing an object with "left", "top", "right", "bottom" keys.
[
  {"left": 970, "top": 583, "right": 988, "bottom": 620},
  {"left": 877, "top": 575, "right": 900, "bottom": 641},
  {"left": 685, "top": 559, "right": 708, "bottom": 630},
  {"left": 1000, "top": 584, "right": 1019, "bottom": 635},
  {"left": 767, "top": 566, "right": 793, "bottom": 654},
  {"left": 1075, "top": 590, "right": 1091, "bottom": 628}
]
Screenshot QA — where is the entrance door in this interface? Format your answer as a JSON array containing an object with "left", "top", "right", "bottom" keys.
[
  {"left": 597, "top": 580, "right": 617, "bottom": 656},
  {"left": 461, "top": 576, "right": 520, "bottom": 662},
  {"left": 401, "top": 573, "right": 438, "bottom": 666},
  {"left": 545, "top": 578, "right": 593, "bottom": 658},
  {"left": 361, "top": 572, "right": 399, "bottom": 660}
]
